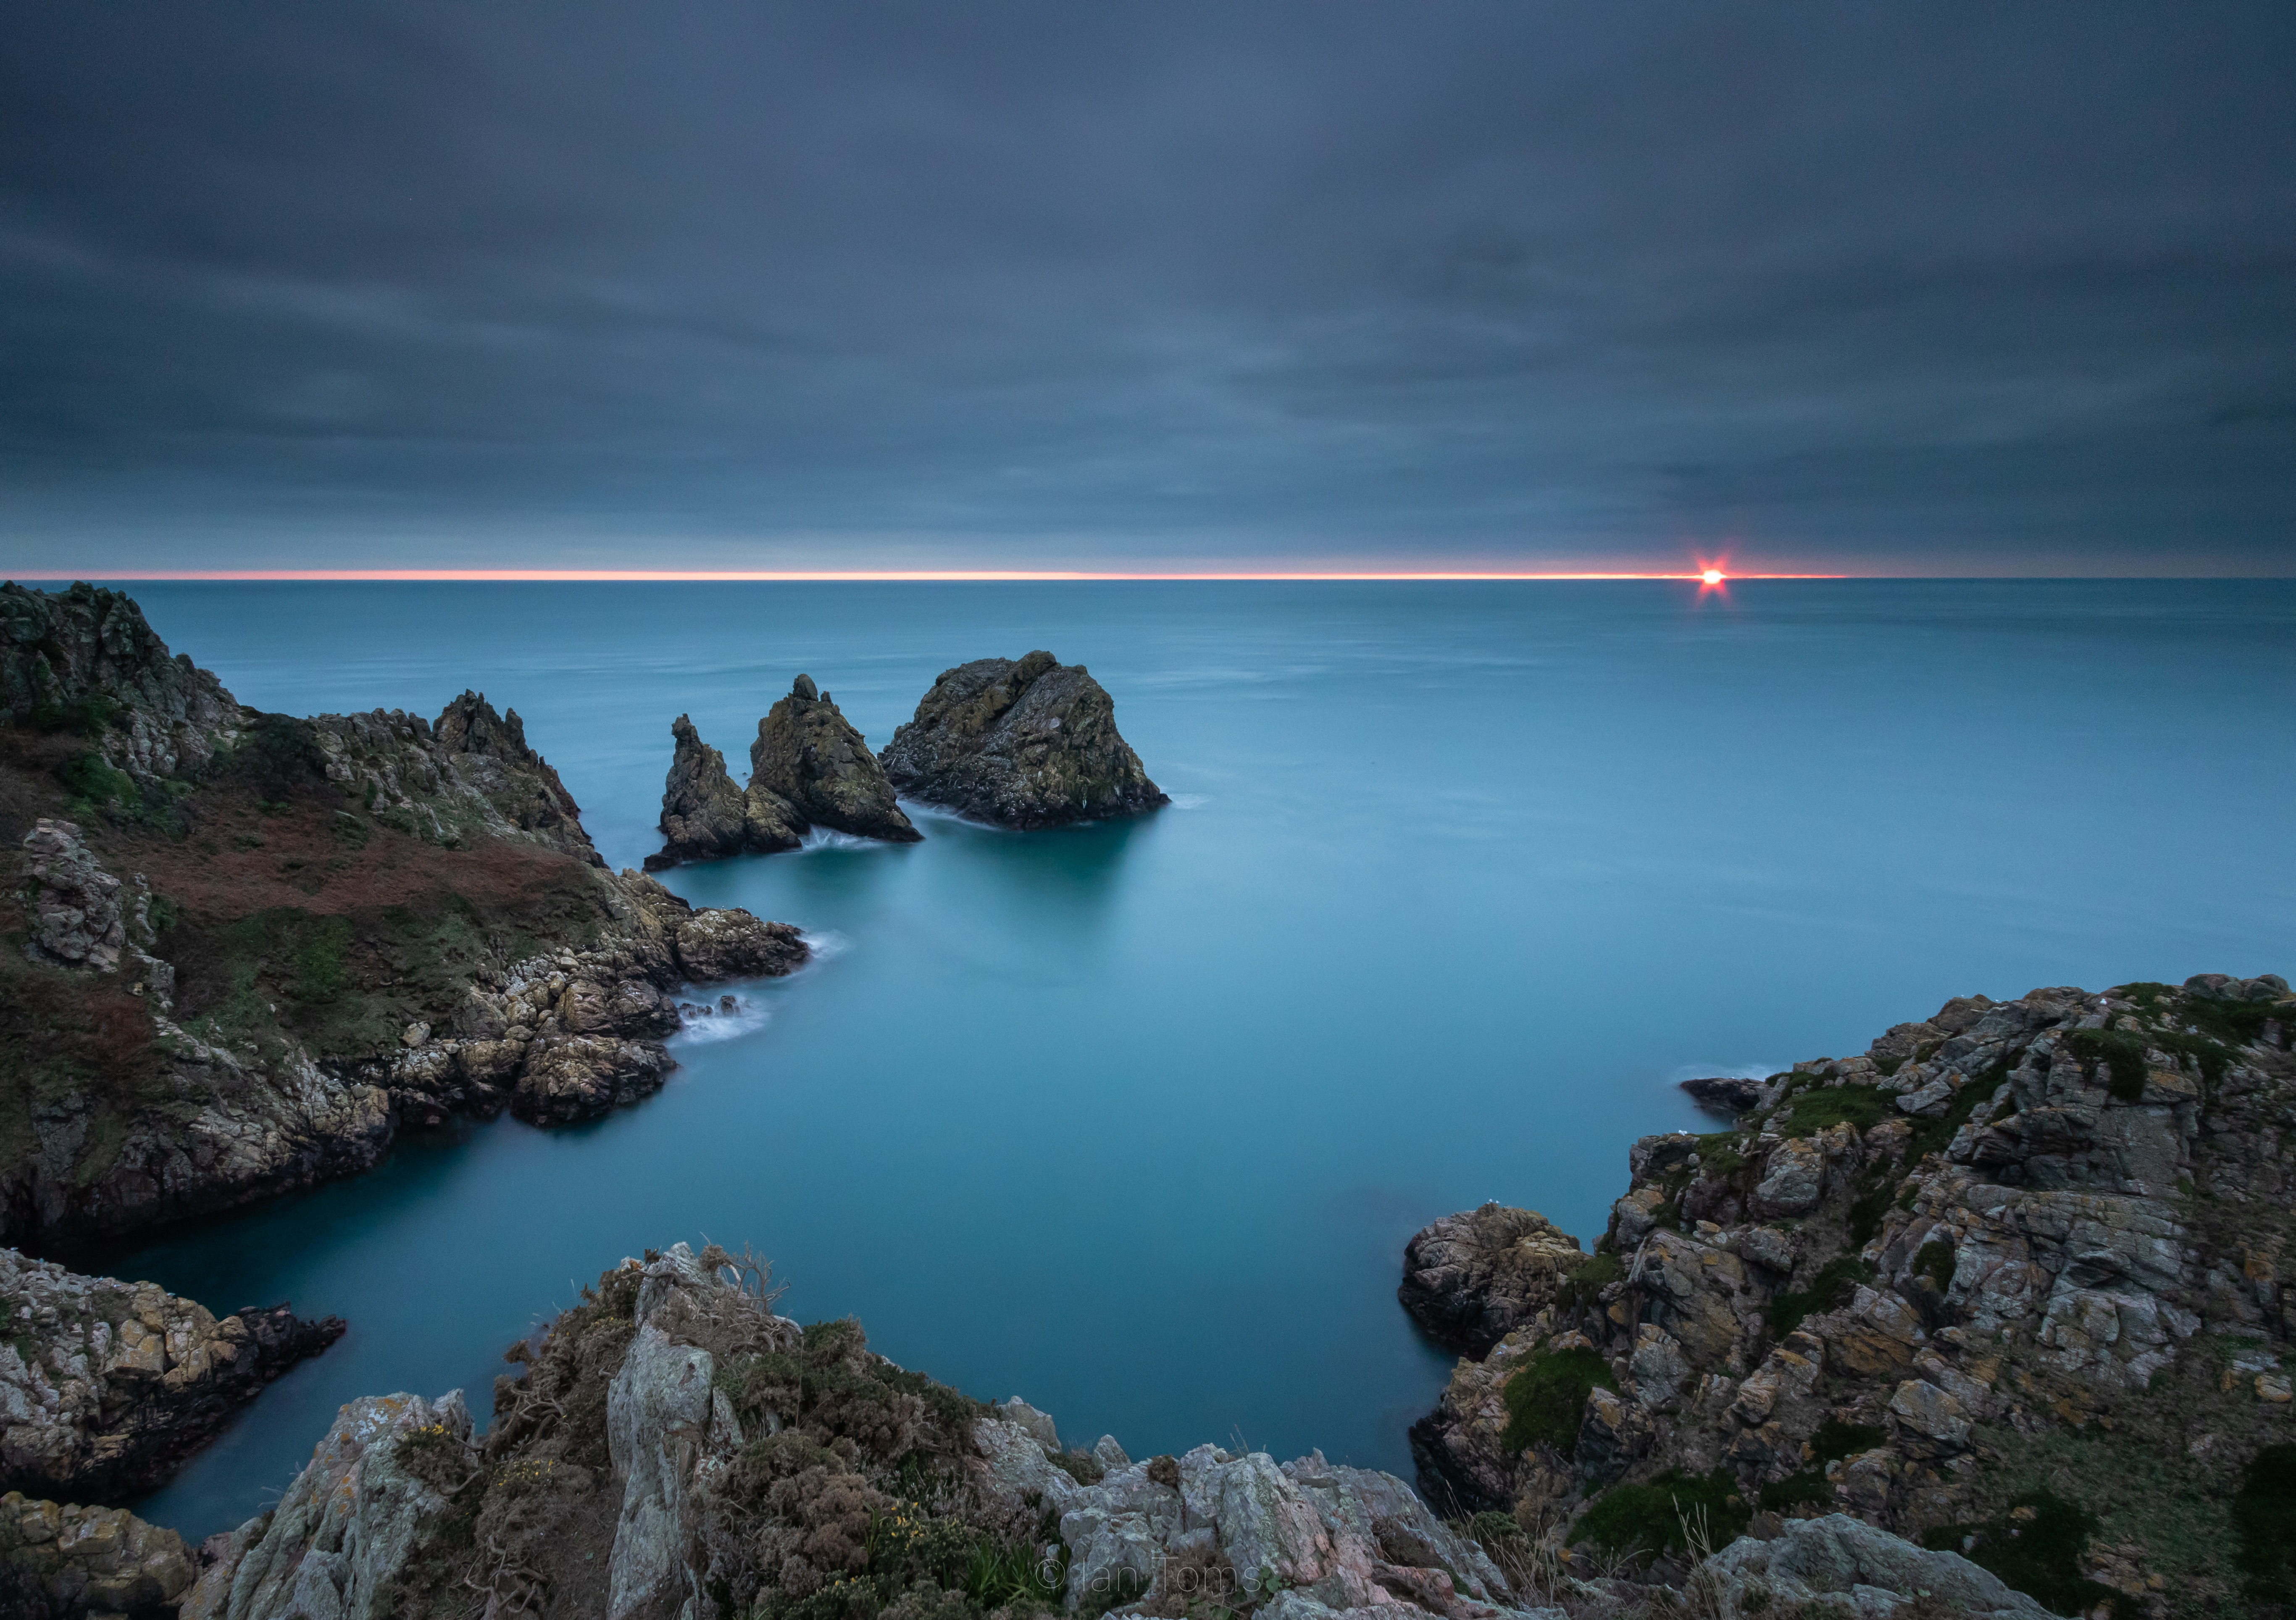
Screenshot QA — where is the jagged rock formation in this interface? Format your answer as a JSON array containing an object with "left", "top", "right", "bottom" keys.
[
  {"left": 648, "top": 713, "right": 805, "bottom": 868},
  {"left": 881, "top": 652, "right": 1166, "bottom": 829},
  {"left": 749, "top": 674, "right": 920, "bottom": 844},
  {"left": 188, "top": 1241, "right": 1563, "bottom": 1620},
  {"left": 1407, "top": 972, "right": 2296, "bottom": 1617},
  {"left": 1679, "top": 1077, "right": 1767, "bottom": 1115},
  {"left": 0, "top": 1248, "right": 342, "bottom": 1502},
  {"left": 1, "top": 581, "right": 244, "bottom": 781},
  {"left": 1399, "top": 1204, "right": 1590, "bottom": 1359},
  {"left": 0, "top": 1491, "right": 198, "bottom": 1618},
  {"left": 0, "top": 584, "right": 811, "bottom": 1249}
]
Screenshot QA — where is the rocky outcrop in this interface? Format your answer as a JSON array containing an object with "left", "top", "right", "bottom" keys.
[
  {"left": 181, "top": 1389, "right": 476, "bottom": 1620},
  {"left": 648, "top": 713, "right": 806, "bottom": 869},
  {"left": 881, "top": 652, "right": 1166, "bottom": 829},
  {"left": 0, "top": 1248, "right": 343, "bottom": 1504},
  {"left": 1399, "top": 1204, "right": 1589, "bottom": 1358},
  {"left": 0, "top": 585, "right": 814, "bottom": 1248},
  {"left": 1700, "top": 1513, "right": 2050, "bottom": 1618},
  {"left": 19, "top": 820, "right": 127, "bottom": 973},
  {"left": 0, "top": 1491, "right": 198, "bottom": 1619},
  {"left": 1680, "top": 1076, "right": 1770, "bottom": 1116},
  {"left": 748, "top": 675, "right": 920, "bottom": 844},
  {"left": 1407, "top": 972, "right": 2296, "bottom": 1617},
  {"left": 192, "top": 1241, "right": 1561, "bottom": 1620},
  {"left": 1, "top": 581, "right": 244, "bottom": 781}
]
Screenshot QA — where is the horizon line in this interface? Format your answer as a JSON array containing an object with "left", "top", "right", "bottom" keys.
[{"left": 10, "top": 567, "right": 1842, "bottom": 583}]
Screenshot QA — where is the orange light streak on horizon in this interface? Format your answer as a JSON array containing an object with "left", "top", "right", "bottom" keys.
[{"left": 4, "top": 567, "right": 1842, "bottom": 583}]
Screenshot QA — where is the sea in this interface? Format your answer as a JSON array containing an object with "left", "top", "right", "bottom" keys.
[{"left": 50, "top": 579, "right": 2296, "bottom": 1541}]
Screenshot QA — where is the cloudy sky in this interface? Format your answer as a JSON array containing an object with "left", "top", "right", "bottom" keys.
[{"left": 3, "top": 2, "right": 2291, "bottom": 575}]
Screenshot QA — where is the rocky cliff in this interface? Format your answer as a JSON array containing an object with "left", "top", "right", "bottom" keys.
[
  {"left": 144, "top": 1239, "right": 2043, "bottom": 1620},
  {"left": 748, "top": 675, "right": 920, "bottom": 845},
  {"left": 0, "top": 1247, "right": 341, "bottom": 1504},
  {"left": 0, "top": 583, "right": 809, "bottom": 1247},
  {"left": 881, "top": 653, "right": 1166, "bottom": 830},
  {"left": 1405, "top": 973, "right": 2296, "bottom": 1618}
]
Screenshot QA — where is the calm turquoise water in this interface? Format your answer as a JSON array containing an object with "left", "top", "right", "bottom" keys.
[{"left": 62, "top": 580, "right": 2296, "bottom": 1540}]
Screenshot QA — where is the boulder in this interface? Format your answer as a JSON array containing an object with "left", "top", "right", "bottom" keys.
[
  {"left": 1680, "top": 1076, "right": 1766, "bottom": 1114},
  {"left": 748, "top": 676, "right": 920, "bottom": 843},
  {"left": 881, "top": 652, "right": 1166, "bottom": 829},
  {"left": 1702, "top": 1514, "right": 2051, "bottom": 1619},
  {"left": 1397, "top": 1204, "right": 1586, "bottom": 1356}
]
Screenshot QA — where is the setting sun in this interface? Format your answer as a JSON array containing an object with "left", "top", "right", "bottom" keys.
[{"left": 1702, "top": 568, "right": 1725, "bottom": 585}]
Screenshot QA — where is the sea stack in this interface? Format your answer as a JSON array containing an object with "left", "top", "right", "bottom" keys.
[
  {"left": 881, "top": 651, "right": 1166, "bottom": 828},
  {"left": 747, "top": 674, "right": 920, "bottom": 843},
  {"left": 650, "top": 713, "right": 803, "bottom": 866}
]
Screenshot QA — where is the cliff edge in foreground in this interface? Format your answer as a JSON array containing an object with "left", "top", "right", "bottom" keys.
[{"left": 1406, "top": 972, "right": 2296, "bottom": 1617}]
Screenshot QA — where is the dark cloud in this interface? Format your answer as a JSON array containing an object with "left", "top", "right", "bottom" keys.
[{"left": 2, "top": 1, "right": 2291, "bottom": 572}]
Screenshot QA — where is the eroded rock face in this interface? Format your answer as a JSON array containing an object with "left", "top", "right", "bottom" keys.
[
  {"left": 1407, "top": 973, "right": 2296, "bottom": 1611},
  {"left": 18, "top": 821, "right": 125, "bottom": 973},
  {"left": 0, "top": 1249, "right": 344, "bottom": 1503},
  {"left": 1398, "top": 1203, "right": 1587, "bottom": 1357},
  {"left": 881, "top": 652, "right": 1166, "bottom": 829},
  {"left": 0, "top": 581, "right": 243, "bottom": 780},
  {"left": 0, "top": 1491, "right": 198, "bottom": 1619},
  {"left": 749, "top": 676, "right": 919, "bottom": 843},
  {"left": 649, "top": 713, "right": 804, "bottom": 868},
  {"left": 192, "top": 1389, "right": 477, "bottom": 1620},
  {"left": 1702, "top": 1513, "right": 2049, "bottom": 1619}
]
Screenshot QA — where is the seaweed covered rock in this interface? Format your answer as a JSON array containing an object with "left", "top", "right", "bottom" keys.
[
  {"left": 0, "top": 1248, "right": 343, "bottom": 1502},
  {"left": 650, "top": 713, "right": 804, "bottom": 868},
  {"left": 749, "top": 676, "right": 920, "bottom": 844},
  {"left": 881, "top": 652, "right": 1166, "bottom": 829},
  {"left": 1407, "top": 973, "right": 2296, "bottom": 1617}
]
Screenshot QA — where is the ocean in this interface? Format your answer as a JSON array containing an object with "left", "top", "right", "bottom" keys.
[{"left": 61, "top": 579, "right": 2296, "bottom": 1540}]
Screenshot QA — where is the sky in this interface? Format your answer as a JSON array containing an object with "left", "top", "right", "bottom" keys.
[{"left": 2, "top": 2, "right": 2292, "bottom": 577}]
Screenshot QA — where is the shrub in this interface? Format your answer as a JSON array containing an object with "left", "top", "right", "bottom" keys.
[
  {"left": 1500, "top": 1346, "right": 1614, "bottom": 1456},
  {"left": 1768, "top": 1259, "right": 1875, "bottom": 1339},
  {"left": 1809, "top": 1418, "right": 1887, "bottom": 1463},
  {"left": 2062, "top": 1029, "right": 2148, "bottom": 1102},
  {"left": 1558, "top": 1252, "right": 1622, "bottom": 1309},
  {"left": 1773, "top": 1085, "right": 1892, "bottom": 1138},
  {"left": 2234, "top": 1444, "right": 2296, "bottom": 1599},
  {"left": 1570, "top": 1469, "right": 1749, "bottom": 1556},
  {"left": 290, "top": 916, "right": 352, "bottom": 1002},
  {"left": 1919, "top": 1490, "right": 2115, "bottom": 1617},
  {"left": 1914, "top": 1240, "right": 1957, "bottom": 1293},
  {"left": 1759, "top": 1470, "right": 1831, "bottom": 1511},
  {"left": 1906, "top": 1063, "right": 2012, "bottom": 1163}
]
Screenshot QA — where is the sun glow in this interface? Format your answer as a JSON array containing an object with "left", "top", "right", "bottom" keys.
[{"left": 1701, "top": 569, "right": 1725, "bottom": 585}]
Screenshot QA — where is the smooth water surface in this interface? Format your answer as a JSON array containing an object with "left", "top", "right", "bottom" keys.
[{"left": 64, "top": 580, "right": 2296, "bottom": 1539}]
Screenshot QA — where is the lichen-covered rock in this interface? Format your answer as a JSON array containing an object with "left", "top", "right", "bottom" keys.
[
  {"left": 197, "top": 1389, "right": 476, "bottom": 1620},
  {"left": 18, "top": 821, "right": 125, "bottom": 973},
  {"left": 881, "top": 652, "right": 1166, "bottom": 829},
  {"left": 1398, "top": 1203, "right": 1587, "bottom": 1357},
  {"left": 749, "top": 675, "right": 920, "bottom": 843},
  {"left": 1702, "top": 1513, "right": 2049, "bottom": 1618},
  {"left": 0, "top": 580, "right": 243, "bottom": 779},
  {"left": 648, "top": 713, "right": 804, "bottom": 868},
  {"left": 0, "top": 1491, "right": 197, "bottom": 1619},
  {"left": 511, "top": 1036, "right": 672, "bottom": 1124},
  {"left": 0, "top": 1248, "right": 343, "bottom": 1502},
  {"left": 1406, "top": 973, "right": 2296, "bottom": 1615}
]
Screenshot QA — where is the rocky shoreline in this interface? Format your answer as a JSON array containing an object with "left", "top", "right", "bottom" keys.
[
  {"left": 1402, "top": 973, "right": 2296, "bottom": 1617},
  {"left": 2, "top": 583, "right": 812, "bottom": 1249}
]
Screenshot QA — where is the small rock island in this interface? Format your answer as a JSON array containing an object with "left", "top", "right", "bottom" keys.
[{"left": 881, "top": 650, "right": 1167, "bottom": 828}]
